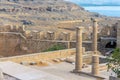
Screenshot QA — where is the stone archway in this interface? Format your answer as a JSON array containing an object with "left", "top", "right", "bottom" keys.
[{"left": 105, "top": 41, "right": 116, "bottom": 48}]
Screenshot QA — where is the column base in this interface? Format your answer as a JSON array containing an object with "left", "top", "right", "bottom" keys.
[
  {"left": 73, "top": 69, "right": 81, "bottom": 73},
  {"left": 72, "top": 70, "right": 105, "bottom": 80}
]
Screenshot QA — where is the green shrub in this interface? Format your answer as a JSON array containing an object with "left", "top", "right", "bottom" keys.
[
  {"left": 44, "top": 44, "right": 65, "bottom": 52},
  {"left": 107, "top": 48, "right": 120, "bottom": 78}
]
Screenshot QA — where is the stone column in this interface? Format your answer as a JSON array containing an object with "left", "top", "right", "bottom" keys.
[
  {"left": 54, "top": 32, "right": 57, "bottom": 40},
  {"left": 92, "top": 55, "right": 99, "bottom": 76},
  {"left": 117, "top": 20, "right": 120, "bottom": 48},
  {"left": 67, "top": 41, "right": 70, "bottom": 49},
  {"left": 75, "top": 27, "right": 83, "bottom": 72},
  {"left": 0, "top": 68, "right": 4, "bottom": 80},
  {"left": 82, "top": 47, "right": 85, "bottom": 54},
  {"left": 92, "top": 19, "right": 99, "bottom": 76},
  {"left": 69, "top": 33, "right": 72, "bottom": 41},
  {"left": 32, "top": 30, "right": 38, "bottom": 39},
  {"left": 62, "top": 32, "right": 68, "bottom": 41},
  {"left": 16, "top": 25, "right": 19, "bottom": 31},
  {"left": 92, "top": 19, "right": 98, "bottom": 54},
  {"left": 22, "top": 25, "right": 26, "bottom": 32},
  {"left": 47, "top": 31, "right": 54, "bottom": 40}
]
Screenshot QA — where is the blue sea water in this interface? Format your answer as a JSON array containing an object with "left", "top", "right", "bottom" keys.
[
  {"left": 81, "top": 6, "right": 120, "bottom": 17},
  {"left": 66, "top": 0, "right": 120, "bottom": 17}
]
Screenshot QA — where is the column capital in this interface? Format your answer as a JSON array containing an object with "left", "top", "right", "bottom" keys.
[{"left": 91, "top": 18, "right": 98, "bottom": 22}]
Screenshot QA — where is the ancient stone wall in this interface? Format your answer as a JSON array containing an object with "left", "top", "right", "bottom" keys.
[
  {"left": 0, "top": 24, "right": 117, "bottom": 57},
  {"left": 26, "top": 40, "right": 69, "bottom": 53},
  {"left": 26, "top": 40, "right": 94, "bottom": 53},
  {"left": 0, "top": 48, "right": 93, "bottom": 64},
  {"left": 70, "top": 41, "right": 93, "bottom": 51},
  {"left": 0, "top": 33, "right": 27, "bottom": 57},
  {"left": 25, "top": 30, "right": 74, "bottom": 41},
  {"left": 0, "top": 25, "right": 28, "bottom": 57},
  {"left": 0, "top": 25, "right": 94, "bottom": 57}
]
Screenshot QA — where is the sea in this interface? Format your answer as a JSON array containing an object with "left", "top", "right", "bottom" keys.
[
  {"left": 83, "top": 6, "right": 120, "bottom": 17},
  {"left": 75, "top": 2, "right": 120, "bottom": 17}
]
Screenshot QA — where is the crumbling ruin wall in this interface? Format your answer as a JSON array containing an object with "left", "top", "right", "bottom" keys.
[
  {"left": 0, "top": 33, "right": 27, "bottom": 57},
  {"left": 0, "top": 25, "right": 27, "bottom": 57}
]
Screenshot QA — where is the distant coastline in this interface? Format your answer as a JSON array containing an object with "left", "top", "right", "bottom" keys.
[
  {"left": 79, "top": 4, "right": 120, "bottom": 7},
  {"left": 66, "top": 0, "right": 120, "bottom": 17},
  {"left": 78, "top": 4, "right": 120, "bottom": 17}
]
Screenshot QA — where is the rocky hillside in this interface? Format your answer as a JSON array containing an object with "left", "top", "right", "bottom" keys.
[
  {"left": 0, "top": 0, "right": 103, "bottom": 25},
  {"left": 0, "top": 0, "right": 119, "bottom": 34}
]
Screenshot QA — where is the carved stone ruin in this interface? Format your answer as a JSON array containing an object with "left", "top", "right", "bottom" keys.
[
  {"left": 74, "top": 27, "right": 84, "bottom": 72},
  {"left": 47, "top": 31, "right": 56, "bottom": 40},
  {"left": 91, "top": 19, "right": 99, "bottom": 76},
  {"left": 62, "top": 32, "right": 71, "bottom": 41}
]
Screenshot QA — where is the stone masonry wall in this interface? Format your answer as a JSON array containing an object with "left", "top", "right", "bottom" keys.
[{"left": 0, "top": 48, "right": 92, "bottom": 64}]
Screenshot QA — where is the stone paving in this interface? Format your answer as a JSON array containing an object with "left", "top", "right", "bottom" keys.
[
  {"left": 4, "top": 75, "right": 19, "bottom": 80},
  {"left": 0, "top": 61, "right": 111, "bottom": 80},
  {"left": 0, "top": 61, "right": 64, "bottom": 80},
  {"left": 33, "top": 62, "right": 109, "bottom": 80}
]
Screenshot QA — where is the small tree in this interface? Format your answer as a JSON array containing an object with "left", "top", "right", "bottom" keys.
[{"left": 107, "top": 48, "right": 120, "bottom": 78}]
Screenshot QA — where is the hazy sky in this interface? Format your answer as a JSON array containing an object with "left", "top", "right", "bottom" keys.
[{"left": 66, "top": 0, "right": 120, "bottom": 5}]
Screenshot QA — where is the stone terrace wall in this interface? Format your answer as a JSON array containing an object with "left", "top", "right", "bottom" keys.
[
  {"left": 0, "top": 49, "right": 75, "bottom": 63},
  {"left": 27, "top": 40, "right": 71, "bottom": 53},
  {"left": 0, "top": 48, "right": 92, "bottom": 64}
]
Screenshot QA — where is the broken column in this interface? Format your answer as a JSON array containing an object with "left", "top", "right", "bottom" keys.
[
  {"left": 92, "top": 19, "right": 99, "bottom": 76},
  {"left": 62, "top": 32, "right": 71, "bottom": 41},
  {"left": 74, "top": 27, "right": 83, "bottom": 72},
  {"left": 47, "top": 31, "right": 56, "bottom": 40},
  {"left": 22, "top": 25, "right": 26, "bottom": 32},
  {"left": 32, "top": 30, "right": 39, "bottom": 39}
]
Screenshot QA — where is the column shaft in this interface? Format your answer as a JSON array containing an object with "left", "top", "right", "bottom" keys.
[
  {"left": 92, "top": 19, "right": 99, "bottom": 75},
  {"left": 67, "top": 41, "right": 70, "bottom": 49},
  {"left": 82, "top": 47, "right": 85, "bottom": 54},
  {"left": 75, "top": 27, "right": 83, "bottom": 71},
  {"left": 92, "top": 20, "right": 98, "bottom": 54}
]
